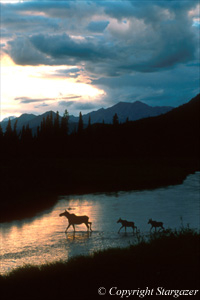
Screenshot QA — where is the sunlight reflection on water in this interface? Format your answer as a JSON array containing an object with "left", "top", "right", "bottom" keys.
[{"left": 0, "top": 172, "right": 199, "bottom": 274}]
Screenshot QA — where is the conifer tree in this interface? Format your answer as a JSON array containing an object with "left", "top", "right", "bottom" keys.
[
  {"left": 21, "top": 124, "right": 32, "bottom": 143},
  {"left": 113, "top": 113, "right": 119, "bottom": 126},
  {"left": 61, "top": 109, "right": 69, "bottom": 136},
  {"left": 13, "top": 119, "right": 18, "bottom": 140},
  {"left": 4, "top": 119, "right": 12, "bottom": 139},
  {"left": 41, "top": 117, "right": 46, "bottom": 135},
  {"left": 54, "top": 111, "right": 60, "bottom": 135},
  {"left": 78, "top": 112, "right": 84, "bottom": 134}
]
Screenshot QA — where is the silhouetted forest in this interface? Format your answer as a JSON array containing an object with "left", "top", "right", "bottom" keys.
[
  {"left": 0, "top": 94, "right": 199, "bottom": 222},
  {"left": 1, "top": 95, "right": 199, "bottom": 158}
]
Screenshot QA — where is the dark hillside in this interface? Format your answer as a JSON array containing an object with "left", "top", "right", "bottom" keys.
[
  {"left": 74, "top": 94, "right": 200, "bottom": 158},
  {"left": 0, "top": 94, "right": 199, "bottom": 222}
]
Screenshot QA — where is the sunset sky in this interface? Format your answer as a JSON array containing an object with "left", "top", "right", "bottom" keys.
[{"left": 0, "top": 0, "right": 199, "bottom": 121}]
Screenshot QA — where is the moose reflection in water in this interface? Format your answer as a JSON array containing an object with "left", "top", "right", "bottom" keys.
[
  {"left": 148, "top": 219, "right": 164, "bottom": 231},
  {"left": 117, "top": 218, "right": 137, "bottom": 233},
  {"left": 59, "top": 210, "right": 92, "bottom": 232}
]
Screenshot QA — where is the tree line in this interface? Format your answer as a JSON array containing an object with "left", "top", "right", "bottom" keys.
[
  {"left": 0, "top": 95, "right": 199, "bottom": 159},
  {"left": 0, "top": 110, "right": 124, "bottom": 157}
]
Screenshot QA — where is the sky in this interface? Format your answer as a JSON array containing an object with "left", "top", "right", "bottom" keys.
[{"left": 0, "top": 0, "right": 199, "bottom": 121}]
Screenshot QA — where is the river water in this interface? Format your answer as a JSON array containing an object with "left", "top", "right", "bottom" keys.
[{"left": 0, "top": 172, "right": 199, "bottom": 275}]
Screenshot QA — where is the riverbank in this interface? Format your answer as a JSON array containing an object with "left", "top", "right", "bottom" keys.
[
  {"left": 0, "top": 156, "right": 199, "bottom": 222},
  {"left": 0, "top": 228, "right": 199, "bottom": 300}
]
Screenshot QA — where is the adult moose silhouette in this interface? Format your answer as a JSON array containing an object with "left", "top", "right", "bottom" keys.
[
  {"left": 117, "top": 218, "right": 137, "bottom": 233},
  {"left": 59, "top": 210, "right": 92, "bottom": 232},
  {"left": 148, "top": 219, "right": 164, "bottom": 231}
]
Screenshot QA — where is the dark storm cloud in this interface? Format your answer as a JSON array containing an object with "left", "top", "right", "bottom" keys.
[
  {"left": 1, "top": 0, "right": 199, "bottom": 108},
  {"left": 3, "top": 0, "right": 198, "bottom": 73},
  {"left": 29, "top": 33, "right": 114, "bottom": 62},
  {"left": 7, "top": 37, "right": 50, "bottom": 66},
  {"left": 100, "top": 0, "right": 197, "bottom": 22},
  {"left": 92, "top": 63, "right": 200, "bottom": 107},
  {"left": 5, "top": 32, "right": 115, "bottom": 66}
]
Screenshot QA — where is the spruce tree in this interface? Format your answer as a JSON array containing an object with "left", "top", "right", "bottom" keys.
[
  {"left": 4, "top": 119, "right": 12, "bottom": 139},
  {"left": 113, "top": 113, "right": 119, "bottom": 126},
  {"left": 78, "top": 112, "right": 84, "bottom": 135},
  {"left": 54, "top": 111, "right": 60, "bottom": 136},
  {"left": 61, "top": 109, "right": 69, "bottom": 136},
  {"left": 13, "top": 119, "right": 18, "bottom": 140}
]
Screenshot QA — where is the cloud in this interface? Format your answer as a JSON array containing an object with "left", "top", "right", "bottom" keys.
[
  {"left": 1, "top": 3, "right": 60, "bottom": 36},
  {"left": 92, "top": 63, "right": 199, "bottom": 107},
  {"left": 15, "top": 97, "right": 55, "bottom": 104},
  {"left": 34, "top": 103, "right": 49, "bottom": 108},
  {"left": 58, "top": 100, "right": 99, "bottom": 112},
  {"left": 58, "top": 96, "right": 82, "bottom": 107},
  {"left": 5, "top": 2, "right": 196, "bottom": 77},
  {"left": 51, "top": 68, "right": 82, "bottom": 78},
  {"left": 29, "top": 33, "right": 113, "bottom": 61},
  {"left": 87, "top": 20, "right": 109, "bottom": 32},
  {"left": 62, "top": 95, "right": 81, "bottom": 100},
  {"left": 58, "top": 101, "right": 75, "bottom": 107},
  {"left": 1, "top": 0, "right": 199, "bottom": 116},
  {"left": 7, "top": 37, "right": 50, "bottom": 66},
  {"left": 3, "top": 1, "right": 198, "bottom": 73},
  {"left": 73, "top": 102, "right": 98, "bottom": 111}
]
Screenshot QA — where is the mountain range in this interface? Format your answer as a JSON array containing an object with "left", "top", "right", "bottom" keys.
[
  {"left": 69, "top": 101, "right": 173, "bottom": 124},
  {"left": 0, "top": 101, "right": 173, "bottom": 133}
]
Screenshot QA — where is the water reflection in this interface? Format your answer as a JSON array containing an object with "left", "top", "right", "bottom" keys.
[
  {"left": 0, "top": 172, "right": 199, "bottom": 275},
  {"left": 65, "top": 231, "right": 92, "bottom": 242}
]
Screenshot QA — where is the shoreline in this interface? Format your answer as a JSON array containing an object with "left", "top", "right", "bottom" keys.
[
  {"left": 0, "top": 156, "right": 199, "bottom": 223},
  {"left": 0, "top": 228, "right": 199, "bottom": 299}
]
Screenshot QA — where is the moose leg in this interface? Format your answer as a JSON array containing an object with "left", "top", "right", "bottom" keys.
[
  {"left": 88, "top": 222, "right": 92, "bottom": 232},
  {"left": 65, "top": 224, "right": 71, "bottom": 232},
  {"left": 72, "top": 224, "right": 75, "bottom": 232},
  {"left": 85, "top": 222, "right": 90, "bottom": 231},
  {"left": 133, "top": 226, "right": 137, "bottom": 233},
  {"left": 118, "top": 226, "right": 124, "bottom": 233}
]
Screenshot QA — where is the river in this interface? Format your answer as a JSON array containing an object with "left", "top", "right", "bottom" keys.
[{"left": 0, "top": 172, "right": 199, "bottom": 275}]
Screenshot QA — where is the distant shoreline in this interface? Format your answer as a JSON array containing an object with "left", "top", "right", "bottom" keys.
[{"left": 0, "top": 156, "right": 199, "bottom": 223}]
